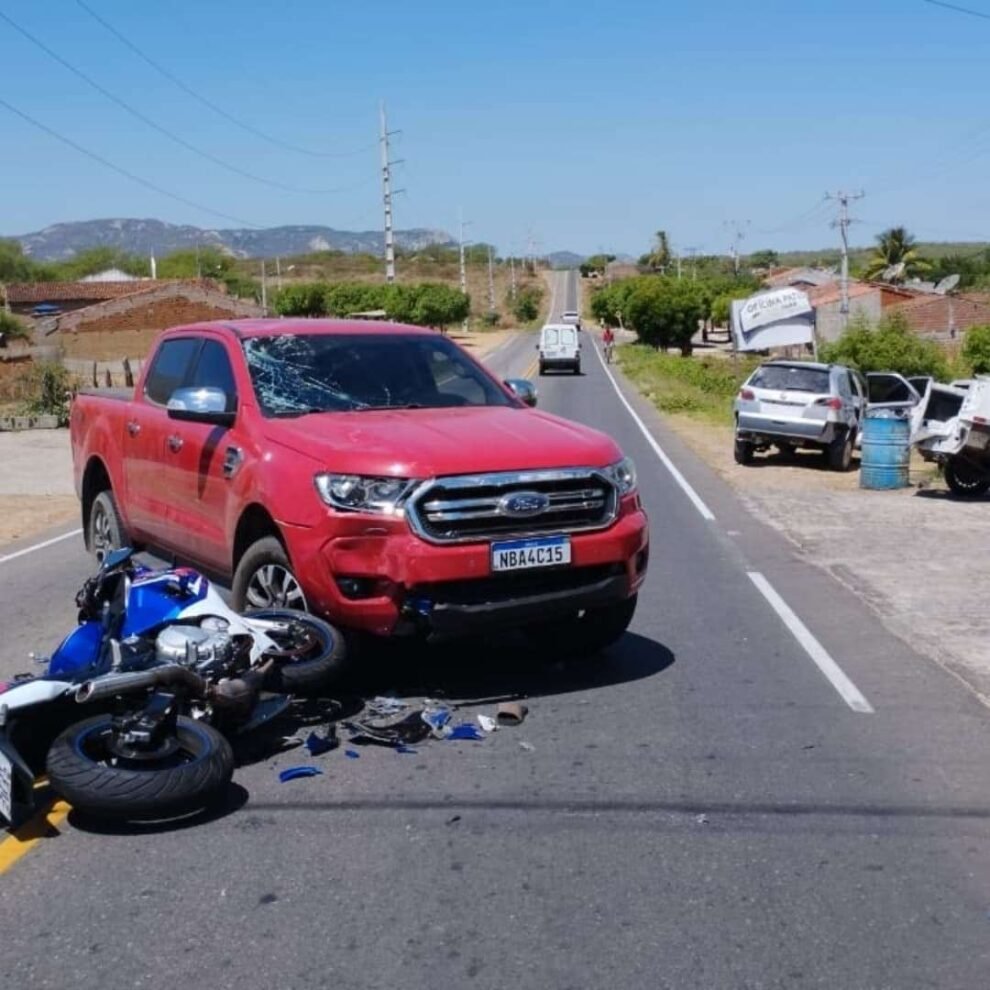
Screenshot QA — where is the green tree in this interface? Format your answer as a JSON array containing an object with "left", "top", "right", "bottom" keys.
[
  {"left": 642, "top": 231, "right": 672, "bottom": 273},
  {"left": 962, "top": 324, "right": 990, "bottom": 374},
  {"left": 0, "top": 239, "right": 45, "bottom": 282},
  {"left": 410, "top": 283, "right": 470, "bottom": 330},
  {"left": 511, "top": 286, "right": 542, "bottom": 323},
  {"left": 820, "top": 311, "right": 948, "bottom": 378},
  {"left": 862, "top": 227, "right": 932, "bottom": 282},
  {"left": 323, "top": 282, "right": 386, "bottom": 316},
  {"left": 747, "top": 249, "right": 779, "bottom": 270},
  {"left": 55, "top": 246, "right": 149, "bottom": 280},
  {"left": 18, "top": 361, "right": 73, "bottom": 426},
  {"left": 624, "top": 277, "right": 706, "bottom": 355},
  {"left": 580, "top": 253, "right": 615, "bottom": 277},
  {"left": 157, "top": 246, "right": 234, "bottom": 280},
  {"left": 0, "top": 310, "right": 31, "bottom": 342},
  {"left": 273, "top": 282, "right": 330, "bottom": 316}
]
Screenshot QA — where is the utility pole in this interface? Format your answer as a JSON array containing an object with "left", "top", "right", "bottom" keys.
[
  {"left": 275, "top": 255, "right": 282, "bottom": 292},
  {"left": 260, "top": 260, "right": 268, "bottom": 316},
  {"left": 487, "top": 245, "right": 496, "bottom": 315},
  {"left": 826, "top": 190, "right": 864, "bottom": 330},
  {"left": 458, "top": 208, "right": 471, "bottom": 330},
  {"left": 509, "top": 254, "right": 517, "bottom": 299},
  {"left": 380, "top": 102, "right": 398, "bottom": 283},
  {"left": 684, "top": 246, "right": 699, "bottom": 281},
  {"left": 723, "top": 221, "right": 750, "bottom": 276}
]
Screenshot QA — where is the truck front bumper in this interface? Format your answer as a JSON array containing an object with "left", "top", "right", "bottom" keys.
[{"left": 282, "top": 502, "right": 649, "bottom": 637}]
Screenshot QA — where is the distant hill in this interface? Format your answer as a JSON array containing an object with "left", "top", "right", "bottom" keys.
[
  {"left": 548, "top": 251, "right": 585, "bottom": 269},
  {"left": 11, "top": 218, "right": 453, "bottom": 262}
]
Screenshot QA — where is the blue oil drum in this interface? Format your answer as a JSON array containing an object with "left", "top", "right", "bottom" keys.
[{"left": 860, "top": 409, "right": 911, "bottom": 490}]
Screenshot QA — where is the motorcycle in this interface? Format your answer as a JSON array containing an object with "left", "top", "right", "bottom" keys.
[{"left": 0, "top": 548, "right": 345, "bottom": 828}]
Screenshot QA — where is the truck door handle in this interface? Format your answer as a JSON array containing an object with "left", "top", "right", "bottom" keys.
[
  {"left": 126, "top": 420, "right": 140, "bottom": 437},
  {"left": 167, "top": 434, "right": 183, "bottom": 453}
]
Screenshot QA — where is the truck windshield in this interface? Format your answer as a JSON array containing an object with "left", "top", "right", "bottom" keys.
[{"left": 243, "top": 333, "right": 513, "bottom": 416}]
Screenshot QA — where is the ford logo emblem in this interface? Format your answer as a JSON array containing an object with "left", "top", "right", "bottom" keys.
[{"left": 499, "top": 491, "right": 550, "bottom": 518}]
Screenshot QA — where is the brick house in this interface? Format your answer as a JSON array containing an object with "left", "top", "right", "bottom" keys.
[
  {"left": 885, "top": 292, "right": 990, "bottom": 341},
  {"left": 4, "top": 280, "right": 155, "bottom": 316},
  {"left": 807, "top": 282, "right": 919, "bottom": 343}
]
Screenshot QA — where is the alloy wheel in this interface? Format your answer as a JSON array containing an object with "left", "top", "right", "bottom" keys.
[{"left": 245, "top": 564, "right": 307, "bottom": 610}]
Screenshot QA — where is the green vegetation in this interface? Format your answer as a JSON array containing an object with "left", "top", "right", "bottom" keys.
[
  {"left": 579, "top": 254, "right": 615, "bottom": 277},
  {"left": 273, "top": 280, "right": 470, "bottom": 331},
  {"left": 0, "top": 310, "right": 31, "bottom": 341},
  {"left": 17, "top": 361, "right": 73, "bottom": 426},
  {"left": 617, "top": 344, "right": 757, "bottom": 425},
  {"left": 639, "top": 230, "right": 673, "bottom": 273},
  {"left": 747, "top": 249, "right": 780, "bottom": 270},
  {"left": 820, "top": 311, "right": 949, "bottom": 378},
  {"left": 962, "top": 325, "right": 990, "bottom": 375},
  {"left": 862, "top": 227, "right": 932, "bottom": 283},
  {"left": 509, "top": 285, "right": 543, "bottom": 323}
]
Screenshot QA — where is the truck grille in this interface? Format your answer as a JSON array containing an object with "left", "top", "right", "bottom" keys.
[{"left": 406, "top": 468, "right": 618, "bottom": 544}]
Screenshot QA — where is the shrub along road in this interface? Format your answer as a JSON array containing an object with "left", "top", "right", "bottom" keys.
[{"left": 0, "top": 279, "right": 989, "bottom": 988}]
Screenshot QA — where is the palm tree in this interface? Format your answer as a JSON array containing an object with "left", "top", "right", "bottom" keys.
[
  {"left": 862, "top": 227, "right": 932, "bottom": 282},
  {"left": 644, "top": 230, "right": 672, "bottom": 273}
]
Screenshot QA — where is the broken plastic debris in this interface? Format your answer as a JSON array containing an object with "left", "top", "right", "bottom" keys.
[
  {"left": 422, "top": 707, "right": 452, "bottom": 738},
  {"left": 518, "top": 741, "right": 535, "bottom": 752},
  {"left": 347, "top": 711, "right": 432, "bottom": 747},
  {"left": 695, "top": 814, "right": 709, "bottom": 825},
  {"left": 278, "top": 766, "right": 323, "bottom": 782},
  {"left": 366, "top": 695, "right": 407, "bottom": 717},
  {"left": 448, "top": 723, "right": 483, "bottom": 741},
  {"left": 477, "top": 714, "right": 497, "bottom": 733},
  {"left": 496, "top": 701, "right": 529, "bottom": 726},
  {"left": 396, "top": 744, "right": 418, "bottom": 755},
  {"left": 305, "top": 727, "right": 338, "bottom": 756},
  {"left": 345, "top": 749, "right": 361, "bottom": 759}
]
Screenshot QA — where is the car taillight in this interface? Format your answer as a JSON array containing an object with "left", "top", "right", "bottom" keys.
[
  {"left": 814, "top": 397, "right": 843, "bottom": 410},
  {"left": 739, "top": 388, "right": 755, "bottom": 400}
]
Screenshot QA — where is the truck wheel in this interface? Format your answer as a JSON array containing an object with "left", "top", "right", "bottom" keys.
[
  {"left": 826, "top": 428, "right": 854, "bottom": 472},
  {"left": 734, "top": 437, "right": 754, "bottom": 465},
  {"left": 944, "top": 460, "right": 990, "bottom": 497},
  {"left": 538, "top": 362, "right": 546, "bottom": 376},
  {"left": 526, "top": 595, "right": 637, "bottom": 660},
  {"left": 242, "top": 609, "right": 348, "bottom": 693},
  {"left": 47, "top": 714, "right": 233, "bottom": 820},
  {"left": 87, "top": 490, "right": 129, "bottom": 562},
  {"left": 231, "top": 537, "right": 308, "bottom": 612}
]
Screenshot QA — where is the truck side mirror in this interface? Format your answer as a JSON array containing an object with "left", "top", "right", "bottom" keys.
[
  {"left": 504, "top": 378, "right": 538, "bottom": 408},
  {"left": 167, "top": 387, "right": 235, "bottom": 426}
]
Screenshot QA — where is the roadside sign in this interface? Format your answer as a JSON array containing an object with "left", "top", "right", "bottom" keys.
[{"left": 732, "top": 289, "right": 814, "bottom": 351}]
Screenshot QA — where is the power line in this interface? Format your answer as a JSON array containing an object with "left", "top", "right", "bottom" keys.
[
  {"left": 0, "top": 95, "right": 262, "bottom": 228},
  {"left": 920, "top": 0, "right": 990, "bottom": 21},
  {"left": 73, "top": 0, "right": 377, "bottom": 160},
  {"left": 752, "top": 197, "right": 831, "bottom": 236},
  {"left": 0, "top": 7, "right": 369, "bottom": 195}
]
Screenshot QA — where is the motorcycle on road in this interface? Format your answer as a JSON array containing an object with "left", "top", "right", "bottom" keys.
[{"left": 0, "top": 548, "right": 345, "bottom": 828}]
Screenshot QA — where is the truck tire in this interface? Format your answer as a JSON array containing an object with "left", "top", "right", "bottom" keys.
[
  {"left": 538, "top": 362, "right": 546, "bottom": 376},
  {"left": 47, "top": 714, "right": 233, "bottom": 820},
  {"left": 734, "top": 437, "right": 754, "bottom": 465},
  {"left": 87, "top": 489, "right": 130, "bottom": 561},
  {"left": 526, "top": 594, "right": 638, "bottom": 660},
  {"left": 826, "top": 428, "right": 854, "bottom": 472},
  {"left": 231, "top": 536, "right": 308, "bottom": 613},
  {"left": 944, "top": 459, "right": 990, "bottom": 498},
  {"left": 242, "top": 608, "right": 348, "bottom": 694}
]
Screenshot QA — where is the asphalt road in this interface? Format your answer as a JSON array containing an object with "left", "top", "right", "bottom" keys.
[{"left": 2, "top": 275, "right": 990, "bottom": 989}]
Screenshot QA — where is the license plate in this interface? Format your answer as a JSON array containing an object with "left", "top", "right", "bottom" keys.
[
  {"left": 491, "top": 536, "right": 571, "bottom": 572},
  {"left": 0, "top": 748, "right": 12, "bottom": 824},
  {"left": 968, "top": 429, "right": 990, "bottom": 450}
]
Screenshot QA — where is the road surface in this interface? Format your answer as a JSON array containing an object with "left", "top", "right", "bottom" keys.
[{"left": 2, "top": 274, "right": 989, "bottom": 989}]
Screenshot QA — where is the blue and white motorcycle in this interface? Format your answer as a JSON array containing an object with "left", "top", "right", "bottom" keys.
[{"left": 0, "top": 548, "right": 345, "bottom": 827}]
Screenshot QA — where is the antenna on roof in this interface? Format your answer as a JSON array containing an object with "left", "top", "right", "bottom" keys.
[
  {"left": 935, "top": 274, "right": 960, "bottom": 295},
  {"left": 881, "top": 261, "right": 906, "bottom": 282}
]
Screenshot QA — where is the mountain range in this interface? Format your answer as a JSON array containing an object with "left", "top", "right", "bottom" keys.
[{"left": 10, "top": 218, "right": 455, "bottom": 262}]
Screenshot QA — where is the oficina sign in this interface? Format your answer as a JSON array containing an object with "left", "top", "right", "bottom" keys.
[{"left": 731, "top": 288, "right": 815, "bottom": 351}]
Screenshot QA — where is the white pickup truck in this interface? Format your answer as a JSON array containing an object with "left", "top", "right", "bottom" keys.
[{"left": 912, "top": 377, "right": 990, "bottom": 496}]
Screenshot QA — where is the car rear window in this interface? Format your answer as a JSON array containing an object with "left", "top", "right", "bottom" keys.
[{"left": 750, "top": 365, "right": 830, "bottom": 393}]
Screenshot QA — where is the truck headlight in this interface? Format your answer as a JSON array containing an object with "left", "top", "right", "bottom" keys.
[
  {"left": 606, "top": 456, "right": 637, "bottom": 495},
  {"left": 314, "top": 474, "right": 416, "bottom": 514}
]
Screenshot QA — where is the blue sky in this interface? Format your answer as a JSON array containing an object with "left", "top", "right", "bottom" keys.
[{"left": 3, "top": 0, "right": 990, "bottom": 257}]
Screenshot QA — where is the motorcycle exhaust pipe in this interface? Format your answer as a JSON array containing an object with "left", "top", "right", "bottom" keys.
[{"left": 75, "top": 666, "right": 208, "bottom": 704}]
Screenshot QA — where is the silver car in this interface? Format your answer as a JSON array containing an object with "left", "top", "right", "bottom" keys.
[{"left": 734, "top": 361, "right": 923, "bottom": 470}]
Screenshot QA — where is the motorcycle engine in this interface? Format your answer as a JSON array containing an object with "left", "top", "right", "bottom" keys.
[{"left": 155, "top": 621, "right": 235, "bottom": 677}]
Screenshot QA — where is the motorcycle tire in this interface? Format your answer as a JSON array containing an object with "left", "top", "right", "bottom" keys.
[
  {"left": 243, "top": 609, "right": 348, "bottom": 694},
  {"left": 46, "top": 714, "right": 233, "bottom": 820}
]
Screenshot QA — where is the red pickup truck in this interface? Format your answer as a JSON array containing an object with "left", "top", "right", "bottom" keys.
[{"left": 70, "top": 319, "right": 649, "bottom": 654}]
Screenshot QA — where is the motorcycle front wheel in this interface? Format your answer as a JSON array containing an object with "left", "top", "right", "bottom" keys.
[
  {"left": 243, "top": 609, "right": 348, "bottom": 694},
  {"left": 47, "top": 715, "right": 233, "bottom": 820}
]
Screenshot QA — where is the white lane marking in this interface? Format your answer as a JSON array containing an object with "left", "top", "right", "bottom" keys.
[
  {"left": 0, "top": 528, "right": 83, "bottom": 565},
  {"left": 592, "top": 340, "right": 716, "bottom": 521},
  {"left": 748, "top": 571, "right": 874, "bottom": 714}
]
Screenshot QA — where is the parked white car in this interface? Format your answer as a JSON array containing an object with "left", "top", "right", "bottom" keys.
[
  {"left": 537, "top": 324, "right": 581, "bottom": 375},
  {"left": 733, "top": 361, "right": 923, "bottom": 471}
]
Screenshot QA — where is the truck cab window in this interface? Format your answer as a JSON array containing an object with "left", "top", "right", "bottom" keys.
[
  {"left": 188, "top": 340, "right": 238, "bottom": 411},
  {"left": 144, "top": 338, "right": 201, "bottom": 406}
]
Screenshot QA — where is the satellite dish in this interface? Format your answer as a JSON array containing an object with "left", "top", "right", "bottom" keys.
[
  {"left": 882, "top": 262, "right": 906, "bottom": 282},
  {"left": 935, "top": 274, "right": 960, "bottom": 295}
]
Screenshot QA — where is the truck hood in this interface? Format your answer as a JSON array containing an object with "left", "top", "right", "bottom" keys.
[{"left": 261, "top": 406, "right": 622, "bottom": 478}]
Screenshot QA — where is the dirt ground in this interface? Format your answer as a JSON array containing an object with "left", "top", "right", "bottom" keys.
[{"left": 666, "top": 414, "right": 990, "bottom": 704}]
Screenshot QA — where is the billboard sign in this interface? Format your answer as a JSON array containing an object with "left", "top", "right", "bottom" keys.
[{"left": 732, "top": 289, "right": 815, "bottom": 352}]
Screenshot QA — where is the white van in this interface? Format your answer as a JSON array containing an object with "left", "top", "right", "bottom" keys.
[{"left": 538, "top": 324, "right": 581, "bottom": 375}]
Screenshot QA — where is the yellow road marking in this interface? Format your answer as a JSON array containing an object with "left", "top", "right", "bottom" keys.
[
  {"left": 0, "top": 799, "right": 71, "bottom": 875},
  {"left": 520, "top": 357, "right": 538, "bottom": 380}
]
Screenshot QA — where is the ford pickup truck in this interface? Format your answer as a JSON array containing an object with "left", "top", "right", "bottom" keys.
[{"left": 70, "top": 319, "right": 649, "bottom": 654}]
